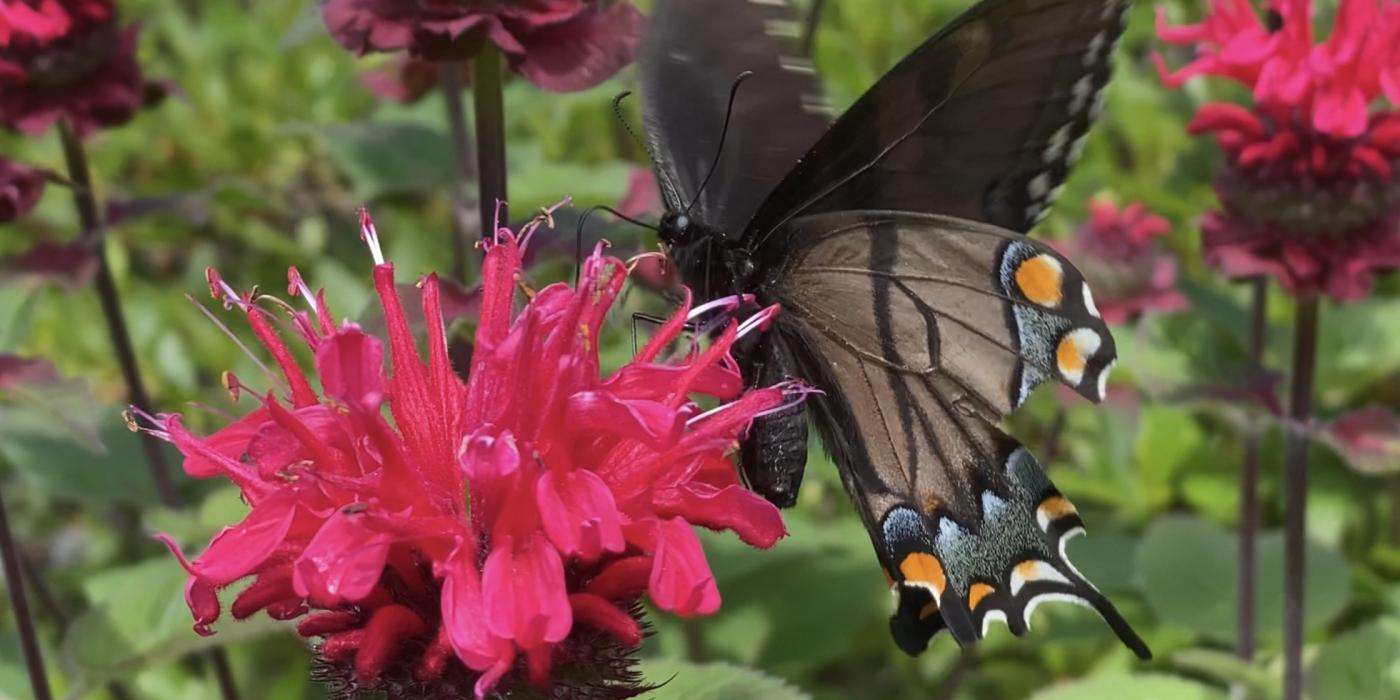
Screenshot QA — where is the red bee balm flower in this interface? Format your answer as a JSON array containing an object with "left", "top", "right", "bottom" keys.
[
  {"left": 144, "top": 210, "right": 793, "bottom": 698},
  {"left": 322, "top": 0, "right": 643, "bottom": 92},
  {"left": 1157, "top": 0, "right": 1400, "bottom": 300},
  {"left": 1056, "top": 198, "right": 1187, "bottom": 324},
  {"left": 0, "top": 0, "right": 161, "bottom": 136}
]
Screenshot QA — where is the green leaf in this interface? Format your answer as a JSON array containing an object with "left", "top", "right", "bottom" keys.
[
  {"left": 1136, "top": 515, "right": 1351, "bottom": 645},
  {"left": 1308, "top": 618, "right": 1400, "bottom": 700},
  {"left": 1173, "top": 648, "right": 1280, "bottom": 700},
  {"left": 0, "top": 407, "right": 162, "bottom": 505},
  {"left": 61, "top": 558, "right": 290, "bottom": 684},
  {"left": 638, "top": 660, "right": 810, "bottom": 700},
  {"left": 1028, "top": 672, "right": 1227, "bottom": 700},
  {"left": 317, "top": 122, "right": 457, "bottom": 200}
]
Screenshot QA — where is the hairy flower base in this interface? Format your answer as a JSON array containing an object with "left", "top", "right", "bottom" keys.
[
  {"left": 147, "top": 210, "right": 792, "bottom": 698},
  {"left": 1203, "top": 208, "right": 1400, "bottom": 300}
]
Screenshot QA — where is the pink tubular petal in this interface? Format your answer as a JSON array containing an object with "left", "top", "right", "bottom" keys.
[
  {"left": 633, "top": 288, "right": 692, "bottom": 364},
  {"left": 565, "top": 392, "right": 684, "bottom": 446},
  {"left": 185, "top": 576, "right": 220, "bottom": 637},
  {"left": 585, "top": 555, "right": 652, "bottom": 601},
  {"left": 315, "top": 328, "right": 386, "bottom": 409},
  {"left": 654, "top": 482, "right": 787, "bottom": 549},
  {"left": 192, "top": 496, "right": 298, "bottom": 585},
  {"left": 244, "top": 307, "right": 320, "bottom": 408},
  {"left": 536, "top": 469, "right": 625, "bottom": 561},
  {"left": 568, "top": 593, "right": 642, "bottom": 647},
  {"left": 355, "top": 604, "right": 428, "bottom": 682},
  {"left": 292, "top": 512, "right": 392, "bottom": 606},
  {"left": 441, "top": 547, "right": 517, "bottom": 681},
  {"left": 481, "top": 533, "right": 573, "bottom": 647},
  {"left": 647, "top": 518, "right": 720, "bottom": 616}
]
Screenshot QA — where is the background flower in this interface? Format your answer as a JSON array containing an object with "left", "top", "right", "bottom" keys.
[
  {"left": 321, "top": 0, "right": 643, "bottom": 92},
  {"left": 0, "top": 156, "right": 46, "bottom": 222},
  {"left": 1157, "top": 0, "right": 1400, "bottom": 300},
  {"left": 1056, "top": 198, "right": 1188, "bottom": 324},
  {"left": 0, "top": 0, "right": 162, "bottom": 136}
]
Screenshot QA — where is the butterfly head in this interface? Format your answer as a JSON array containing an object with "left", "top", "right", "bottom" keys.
[{"left": 657, "top": 211, "right": 695, "bottom": 246}]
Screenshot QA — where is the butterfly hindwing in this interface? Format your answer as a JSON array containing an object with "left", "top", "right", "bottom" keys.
[
  {"left": 745, "top": 0, "right": 1131, "bottom": 256},
  {"left": 640, "top": 0, "right": 831, "bottom": 233},
  {"left": 770, "top": 211, "right": 1148, "bottom": 657}
]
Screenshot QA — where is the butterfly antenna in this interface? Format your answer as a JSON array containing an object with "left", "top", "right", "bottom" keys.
[
  {"left": 612, "top": 91, "right": 652, "bottom": 155},
  {"left": 575, "top": 205, "right": 661, "bottom": 285},
  {"left": 685, "top": 70, "right": 754, "bottom": 217}
]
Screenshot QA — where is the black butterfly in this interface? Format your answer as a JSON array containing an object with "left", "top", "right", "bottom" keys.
[{"left": 638, "top": 0, "right": 1151, "bottom": 658}]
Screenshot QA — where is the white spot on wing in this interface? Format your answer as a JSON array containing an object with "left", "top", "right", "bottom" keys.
[
  {"left": 1070, "top": 75, "right": 1094, "bottom": 113},
  {"left": 764, "top": 19, "right": 801, "bottom": 38},
  {"left": 1097, "top": 358, "right": 1116, "bottom": 401},
  {"left": 1010, "top": 560, "right": 1071, "bottom": 596},
  {"left": 778, "top": 56, "right": 816, "bottom": 74},
  {"left": 1057, "top": 328, "right": 1102, "bottom": 385},
  {"left": 1028, "top": 172, "right": 1051, "bottom": 200},
  {"left": 1043, "top": 124, "right": 1071, "bottom": 163},
  {"left": 981, "top": 609, "right": 1009, "bottom": 637},
  {"left": 1083, "top": 281, "right": 1100, "bottom": 318},
  {"left": 1084, "top": 32, "right": 1107, "bottom": 67}
]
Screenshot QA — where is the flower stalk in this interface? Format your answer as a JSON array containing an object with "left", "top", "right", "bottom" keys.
[
  {"left": 58, "top": 119, "right": 241, "bottom": 700},
  {"left": 1283, "top": 296, "right": 1319, "bottom": 700},
  {"left": 57, "top": 119, "right": 180, "bottom": 509},
  {"left": 0, "top": 483, "right": 53, "bottom": 700},
  {"left": 439, "top": 61, "right": 476, "bottom": 282},
  {"left": 801, "top": 0, "right": 827, "bottom": 56},
  {"left": 473, "top": 46, "right": 507, "bottom": 239},
  {"left": 1238, "top": 277, "right": 1266, "bottom": 661}
]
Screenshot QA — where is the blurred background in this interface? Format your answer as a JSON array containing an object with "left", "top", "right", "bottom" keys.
[{"left": 3, "top": 0, "right": 1400, "bottom": 698}]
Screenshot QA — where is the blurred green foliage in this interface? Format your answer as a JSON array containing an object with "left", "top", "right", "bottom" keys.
[{"left": 3, "top": 0, "right": 1400, "bottom": 698}]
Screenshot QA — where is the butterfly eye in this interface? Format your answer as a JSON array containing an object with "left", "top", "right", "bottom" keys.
[{"left": 674, "top": 215, "right": 690, "bottom": 232}]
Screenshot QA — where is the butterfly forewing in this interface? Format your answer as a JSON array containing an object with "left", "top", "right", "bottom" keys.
[
  {"left": 745, "top": 0, "right": 1131, "bottom": 257},
  {"left": 640, "top": 0, "right": 831, "bottom": 234},
  {"left": 770, "top": 211, "right": 1147, "bottom": 658}
]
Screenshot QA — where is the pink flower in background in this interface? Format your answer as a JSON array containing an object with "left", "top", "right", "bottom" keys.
[
  {"left": 322, "top": 0, "right": 643, "bottom": 92},
  {"left": 1156, "top": 0, "right": 1400, "bottom": 300},
  {"left": 0, "top": 0, "right": 163, "bottom": 136},
  {"left": 143, "top": 209, "right": 792, "bottom": 698},
  {"left": 360, "top": 55, "right": 469, "bottom": 103},
  {"left": 0, "top": 157, "right": 46, "bottom": 222},
  {"left": 1057, "top": 198, "right": 1188, "bottom": 324}
]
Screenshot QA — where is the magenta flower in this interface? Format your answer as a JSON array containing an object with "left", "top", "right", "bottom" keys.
[
  {"left": 322, "top": 0, "right": 643, "bottom": 92},
  {"left": 0, "top": 0, "right": 162, "bottom": 136},
  {"left": 1056, "top": 198, "right": 1188, "bottom": 324},
  {"left": 141, "top": 209, "right": 794, "bottom": 698},
  {"left": 1157, "top": 0, "right": 1400, "bottom": 300},
  {"left": 0, "top": 156, "right": 46, "bottom": 222}
]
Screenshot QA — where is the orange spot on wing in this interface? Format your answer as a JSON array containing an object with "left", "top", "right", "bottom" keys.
[
  {"left": 1057, "top": 335, "right": 1086, "bottom": 374},
  {"left": 1015, "top": 255, "right": 1064, "bottom": 307},
  {"left": 968, "top": 583, "right": 995, "bottom": 610},
  {"left": 899, "top": 553, "right": 947, "bottom": 596},
  {"left": 1015, "top": 560, "right": 1040, "bottom": 580},
  {"left": 919, "top": 600, "right": 939, "bottom": 621},
  {"left": 1039, "top": 495, "right": 1077, "bottom": 520}
]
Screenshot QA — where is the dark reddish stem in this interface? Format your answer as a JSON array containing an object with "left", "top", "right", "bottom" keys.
[
  {"left": 17, "top": 552, "right": 135, "bottom": 700},
  {"left": 0, "top": 484, "right": 53, "bottom": 700},
  {"left": 933, "top": 649, "right": 976, "bottom": 700},
  {"left": 1041, "top": 406, "right": 1068, "bottom": 468},
  {"left": 1238, "top": 277, "right": 1266, "bottom": 661},
  {"left": 472, "top": 46, "right": 507, "bottom": 240},
  {"left": 440, "top": 61, "right": 477, "bottom": 283},
  {"left": 57, "top": 120, "right": 240, "bottom": 700},
  {"left": 801, "top": 0, "right": 827, "bottom": 56},
  {"left": 58, "top": 120, "right": 180, "bottom": 510},
  {"left": 1282, "top": 296, "right": 1318, "bottom": 700}
]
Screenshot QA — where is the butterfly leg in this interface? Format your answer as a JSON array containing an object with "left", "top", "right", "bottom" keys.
[{"left": 739, "top": 335, "right": 809, "bottom": 508}]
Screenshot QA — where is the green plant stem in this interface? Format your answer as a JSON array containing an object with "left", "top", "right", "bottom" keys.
[
  {"left": 0, "top": 484, "right": 53, "bottom": 700},
  {"left": 472, "top": 46, "right": 507, "bottom": 240},
  {"left": 58, "top": 120, "right": 180, "bottom": 510},
  {"left": 440, "top": 61, "right": 477, "bottom": 283},
  {"left": 1238, "top": 277, "right": 1267, "bottom": 662},
  {"left": 1282, "top": 296, "right": 1319, "bottom": 700},
  {"left": 57, "top": 119, "right": 241, "bottom": 700},
  {"left": 801, "top": 0, "right": 828, "bottom": 56}
]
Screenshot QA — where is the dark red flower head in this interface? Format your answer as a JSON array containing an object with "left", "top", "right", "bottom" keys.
[
  {"left": 0, "top": 0, "right": 162, "bottom": 136},
  {"left": 1055, "top": 198, "right": 1187, "bottom": 324},
  {"left": 321, "top": 0, "right": 643, "bottom": 92},
  {"left": 1157, "top": 0, "right": 1400, "bottom": 300},
  {"left": 143, "top": 207, "right": 796, "bottom": 698},
  {"left": 0, "top": 156, "right": 46, "bottom": 222}
]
